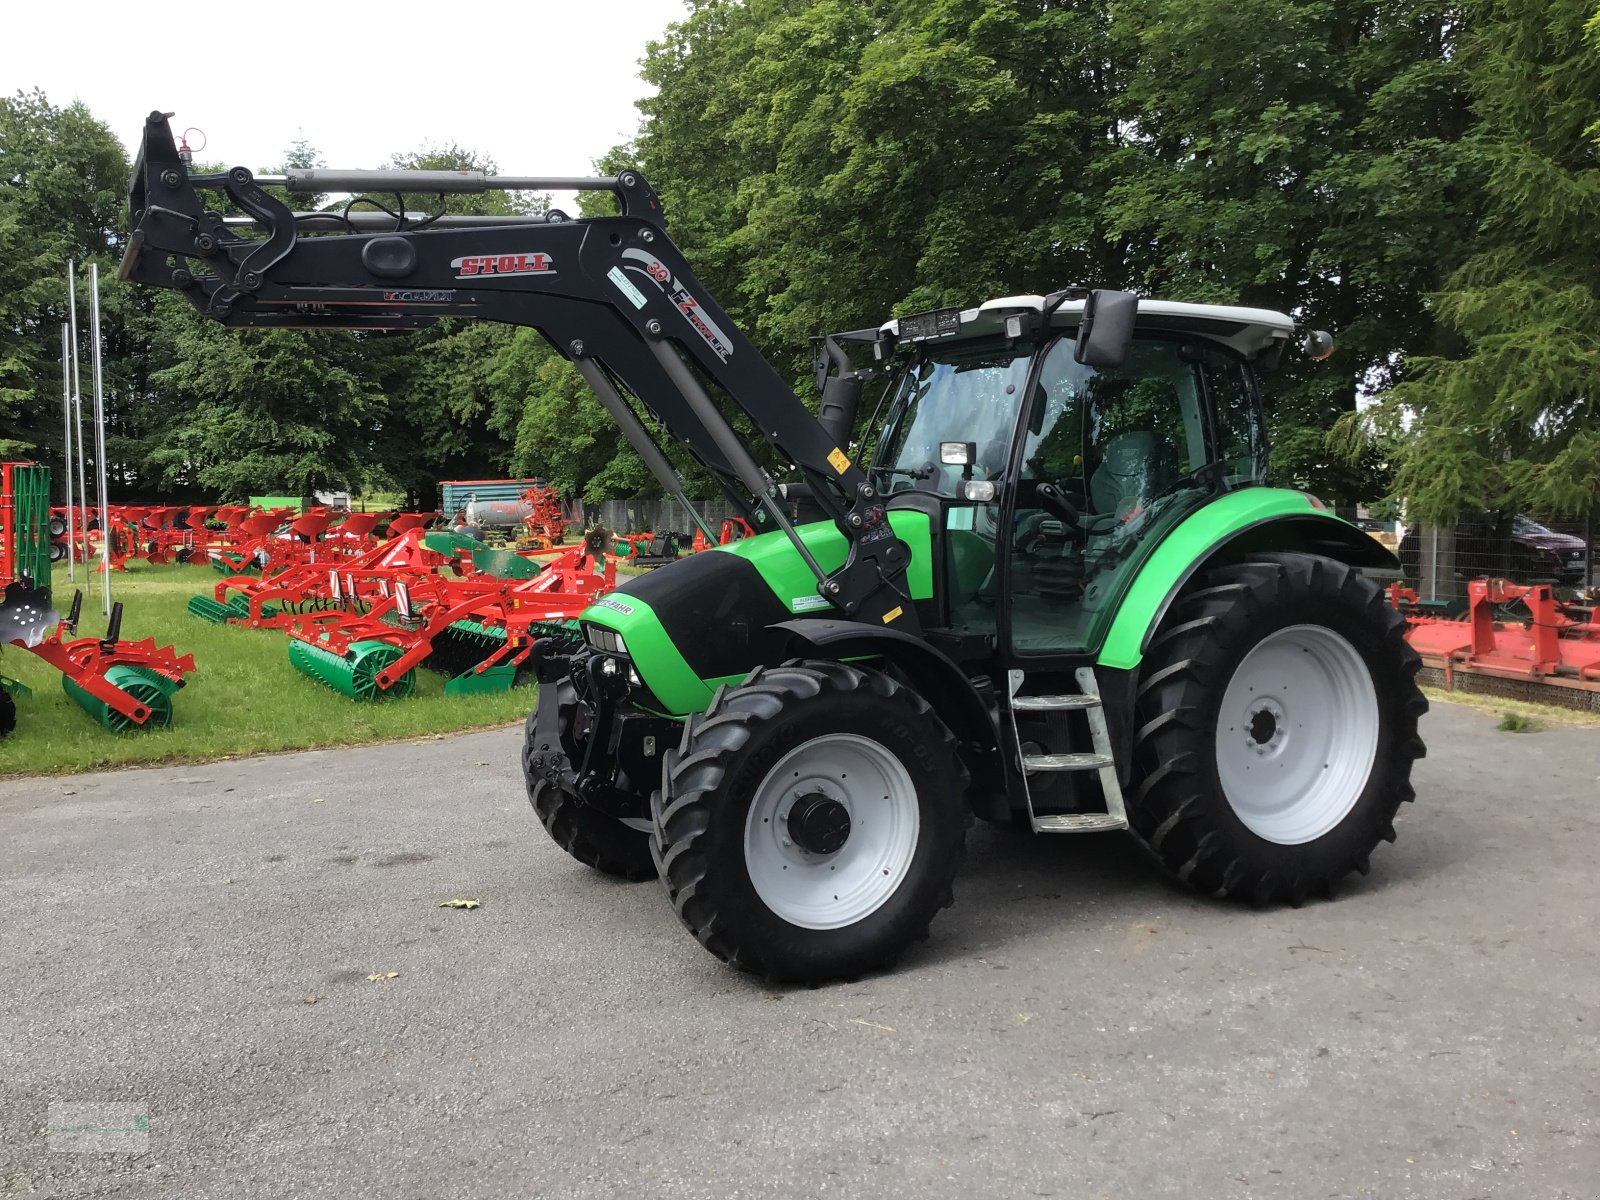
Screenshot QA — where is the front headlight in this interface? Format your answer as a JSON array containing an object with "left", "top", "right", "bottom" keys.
[{"left": 584, "top": 624, "right": 629, "bottom": 656}]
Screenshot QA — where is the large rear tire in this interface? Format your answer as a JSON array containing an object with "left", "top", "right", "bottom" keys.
[
  {"left": 1130, "top": 553, "right": 1426, "bottom": 904},
  {"left": 653, "top": 661, "right": 970, "bottom": 984},
  {"left": 522, "top": 679, "right": 655, "bottom": 881},
  {"left": 0, "top": 687, "right": 15, "bottom": 740}
]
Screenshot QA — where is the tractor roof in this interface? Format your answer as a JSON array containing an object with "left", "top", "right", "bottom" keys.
[{"left": 882, "top": 295, "right": 1296, "bottom": 358}]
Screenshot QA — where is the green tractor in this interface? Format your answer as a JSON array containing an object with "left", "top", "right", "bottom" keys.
[
  {"left": 122, "top": 112, "right": 1424, "bottom": 984},
  {"left": 533, "top": 296, "right": 1423, "bottom": 981}
]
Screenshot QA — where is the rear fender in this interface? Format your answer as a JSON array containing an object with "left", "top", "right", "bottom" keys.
[
  {"left": 769, "top": 618, "right": 1009, "bottom": 818},
  {"left": 1099, "top": 501, "right": 1401, "bottom": 673}
]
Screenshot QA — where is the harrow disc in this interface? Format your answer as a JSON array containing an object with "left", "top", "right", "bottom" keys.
[
  {"left": 288, "top": 637, "right": 416, "bottom": 701},
  {"left": 62, "top": 665, "right": 177, "bottom": 732}
]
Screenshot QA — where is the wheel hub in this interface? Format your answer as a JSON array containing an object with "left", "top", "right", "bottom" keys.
[
  {"left": 786, "top": 792, "right": 852, "bottom": 854},
  {"left": 1245, "top": 698, "right": 1287, "bottom": 758}
]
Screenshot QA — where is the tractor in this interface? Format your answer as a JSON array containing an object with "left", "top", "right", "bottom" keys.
[{"left": 120, "top": 111, "right": 1425, "bottom": 983}]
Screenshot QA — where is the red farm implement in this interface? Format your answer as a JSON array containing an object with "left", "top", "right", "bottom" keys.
[
  {"left": 192, "top": 526, "right": 476, "bottom": 628},
  {"left": 1393, "top": 579, "right": 1600, "bottom": 711},
  {"left": 520, "top": 483, "right": 569, "bottom": 549},
  {"left": 187, "top": 517, "right": 614, "bottom": 700},
  {"left": 3, "top": 463, "right": 197, "bottom": 737},
  {"left": 690, "top": 516, "right": 756, "bottom": 553},
  {"left": 280, "top": 540, "right": 614, "bottom": 699}
]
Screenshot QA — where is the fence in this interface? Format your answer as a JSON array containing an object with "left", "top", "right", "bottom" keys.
[
  {"left": 581, "top": 497, "right": 752, "bottom": 537},
  {"left": 1382, "top": 512, "right": 1595, "bottom": 603}
]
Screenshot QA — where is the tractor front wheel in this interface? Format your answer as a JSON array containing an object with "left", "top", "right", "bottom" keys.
[
  {"left": 1130, "top": 552, "right": 1426, "bottom": 904},
  {"left": 653, "top": 661, "right": 969, "bottom": 984},
  {"left": 522, "top": 679, "right": 655, "bottom": 881}
]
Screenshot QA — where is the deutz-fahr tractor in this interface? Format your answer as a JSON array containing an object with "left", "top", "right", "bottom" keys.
[{"left": 121, "top": 111, "right": 1425, "bottom": 983}]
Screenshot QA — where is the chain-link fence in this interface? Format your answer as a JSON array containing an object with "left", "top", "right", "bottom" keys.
[
  {"left": 1374, "top": 511, "right": 1595, "bottom": 602},
  {"left": 579, "top": 497, "right": 750, "bottom": 537}
]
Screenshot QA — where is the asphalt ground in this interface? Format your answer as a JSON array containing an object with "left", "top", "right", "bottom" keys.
[{"left": 1, "top": 700, "right": 1596, "bottom": 1199}]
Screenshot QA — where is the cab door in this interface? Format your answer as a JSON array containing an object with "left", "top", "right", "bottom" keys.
[{"left": 1001, "top": 336, "right": 1213, "bottom": 657}]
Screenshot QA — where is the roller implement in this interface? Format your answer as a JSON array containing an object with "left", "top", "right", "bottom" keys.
[
  {"left": 2, "top": 462, "right": 197, "bottom": 736},
  {"left": 123, "top": 111, "right": 1427, "bottom": 983},
  {"left": 188, "top": 515, "right": 609, "bottom": 698}
]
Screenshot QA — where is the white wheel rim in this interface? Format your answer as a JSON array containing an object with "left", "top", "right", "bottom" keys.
[
  {"left": 1215, "top": 624, "right": 1379, "bottom": 845},
  {"left": 743, "top": 733, "right": 920, "bottom": 930}
]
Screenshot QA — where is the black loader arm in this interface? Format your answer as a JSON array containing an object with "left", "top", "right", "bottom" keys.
[{"left": 121, "top": 111, "right": 916, "bottom": 629}]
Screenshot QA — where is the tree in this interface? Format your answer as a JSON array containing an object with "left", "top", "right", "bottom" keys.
[
  {"left": 1337, "top": 0, "right": 1600, "bottom": 521},
  {"left": 1108, "top": 0, "right": 1478, "bottom": 503},
  {"left": 630, "top": 1, "right": 1480, "bottom": 509},
  {"left": 145, "top": 320, "right": 387, "bottom": 497},
  {"left": 356, "top": 145, "right": 551, "bottom": 503},
  {"left": 0, "top": 91, "right": 130, "bottom": 463}
]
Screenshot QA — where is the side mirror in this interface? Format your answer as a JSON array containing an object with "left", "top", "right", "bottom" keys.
[
  {"left": 1301, "top": 329, "right": 1336, "bottom": 360},
  {"left": 1074, "top": 289, "right": 1138, "bottom": 369}
]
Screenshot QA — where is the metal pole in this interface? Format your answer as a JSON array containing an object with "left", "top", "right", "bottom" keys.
[
  {"left": 59, "top": 323, "right": 76, "bottom": 582},
  {"left": 89, "top": 263, "right": 112, "bottom": 617},
  {"left": 67, "top": 261, "right": 90, "bottom": 577},
  {"left": 1427, "top": 525, "right": 1439, "bottom": 604},
  {"left": 1586, "top": 512, "right": 1593, "bottom": 592}
]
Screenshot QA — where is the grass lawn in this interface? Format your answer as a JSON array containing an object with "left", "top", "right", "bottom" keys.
[{"left": 0, "top": 561, "right": 536, "bottom": 779}]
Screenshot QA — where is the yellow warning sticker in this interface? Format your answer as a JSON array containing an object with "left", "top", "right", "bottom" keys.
[
  {"left": 882, "top": 605, "right": 904, "bottom": 624},
  {"left": 827, "top": 447, "right": 851, "bottom": 474}
]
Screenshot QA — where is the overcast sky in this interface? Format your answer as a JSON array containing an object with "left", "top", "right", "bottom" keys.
[{"left": 2, "top": 0, "right": 690, "bottom": 209}]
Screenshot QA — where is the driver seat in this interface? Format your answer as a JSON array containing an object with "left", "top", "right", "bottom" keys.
[{"left": 1087, "top": 431, "right": 1177, "bottom": 529}]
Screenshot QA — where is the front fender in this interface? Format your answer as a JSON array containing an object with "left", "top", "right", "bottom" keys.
[
  {"left": 770, "top": 618, "right": 1008, "bottom": 817},
  {"left": 1098, "top": 490, "right": 1399, "bottom": 672}
]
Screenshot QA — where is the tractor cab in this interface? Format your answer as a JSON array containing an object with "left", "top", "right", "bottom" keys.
[{"left": 864, "top": 296, "right": 1292, "bottom": 660}]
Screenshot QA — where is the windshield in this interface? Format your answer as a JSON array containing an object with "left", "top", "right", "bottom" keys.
[{"left": 872, "top": 343, "right": 1030, "bottom": 496}]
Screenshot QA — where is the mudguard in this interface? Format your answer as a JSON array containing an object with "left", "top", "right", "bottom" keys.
[{"left": 1097, "top": 489, "right": 1399, "bottom": 671}]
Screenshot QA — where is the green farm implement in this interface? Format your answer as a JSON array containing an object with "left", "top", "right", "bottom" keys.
[
  {"left": 122, "top": 111, "right": 1426, "bottom": 983},
  {"left": 2, "top": 462, "right": 198, "bottom": 737}
]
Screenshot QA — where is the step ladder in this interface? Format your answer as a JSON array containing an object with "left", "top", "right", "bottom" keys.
[{"left": 1006, "top": 667, "right": 1128, "bottom": 834}]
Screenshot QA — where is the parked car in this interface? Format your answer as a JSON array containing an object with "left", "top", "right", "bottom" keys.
[{"left": 1398, "top": 514, "right": 1589, "bottom": 587}]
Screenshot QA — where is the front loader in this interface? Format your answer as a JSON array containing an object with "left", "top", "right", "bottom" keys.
[{"left": 121, "top": 111, "right": 1425, "bottom": 983}]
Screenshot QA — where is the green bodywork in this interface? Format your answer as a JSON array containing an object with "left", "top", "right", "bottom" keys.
[
  {"left": 582, "top": 490, "right": 1373, "bottom": 715},
  {"left": 1096, "top": 487, "right": 1332, "bottom": 669},
  {"left": 582, "top": 511, "right": 934, "bottom": 715},
  {"left": 717, "top": 510, "right": 937, "bottom": 608}
]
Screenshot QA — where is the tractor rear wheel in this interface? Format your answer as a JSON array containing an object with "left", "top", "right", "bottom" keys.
[
  {"left": 522, "top": 679, "right": 655, "bottom": 881},
  {"left": 1130, "top": 552, "right": 1426, "bottom": 904},
  {"left": 0, "top": 687, "right": 15, "bottom": 740},
  {"left": 653, "top": 661, "right": 969, "bottom": 984}
]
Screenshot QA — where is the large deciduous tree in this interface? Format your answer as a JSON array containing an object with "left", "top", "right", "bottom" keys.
[{"left": 0, "top": 91, "right": 130, "bottom": 461}]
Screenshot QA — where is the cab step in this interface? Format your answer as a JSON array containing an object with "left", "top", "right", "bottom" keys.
[
  {"left": 1011, "top": 693, "right": 1101, "bottom": 711},
  {"left": 1031, "top": 813, "right": 1129, "bottom": 833},
  {"left": 1007, "top": 667, "right": 1128, "bottom": 835},
  {"left": 1022, "top": 751, "right": 1115, "bottom": 772}
]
